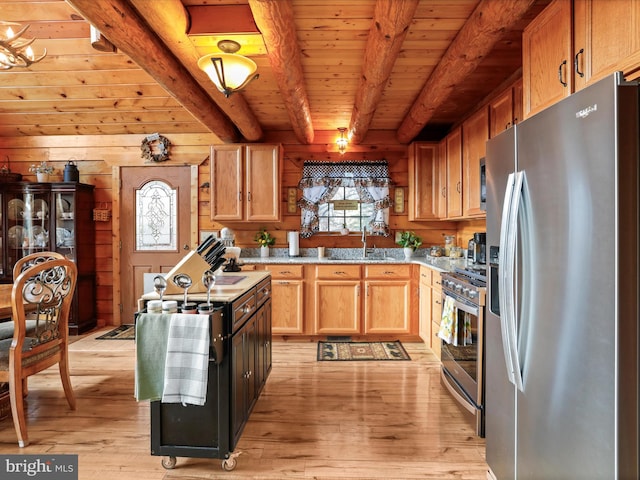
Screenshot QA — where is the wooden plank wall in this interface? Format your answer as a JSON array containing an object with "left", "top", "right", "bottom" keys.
[{"left": 0, "top": 131, "right": 482, "bottom": 326}]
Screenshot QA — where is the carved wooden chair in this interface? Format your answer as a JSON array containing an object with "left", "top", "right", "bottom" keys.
[
  {"left": 13, "top": 251, "right": 65, "bottom": 279},
  {"left": 0, "top": 257, "right": 77, "bottom": 447}
]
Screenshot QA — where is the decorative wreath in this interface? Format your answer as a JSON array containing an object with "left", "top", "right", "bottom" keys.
[{"left": 141, "top": 133, "right": 171, "bottom": 163}]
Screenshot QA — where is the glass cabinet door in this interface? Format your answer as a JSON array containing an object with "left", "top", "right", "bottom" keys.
[
  {"left": 6, "top": 185, "right": 52, "bottom": 278},
  {"left": 54, "top": 191, "right": 75, "bottom": 260}
]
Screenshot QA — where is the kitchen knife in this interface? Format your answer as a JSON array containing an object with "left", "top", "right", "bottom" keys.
[{"left": 196, "top": 234, "right": 216, "bottom": 255}]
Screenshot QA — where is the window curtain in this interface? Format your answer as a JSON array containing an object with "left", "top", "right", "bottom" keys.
[{"left": 297, "top": 160, "right": 392, "bottom": 238}]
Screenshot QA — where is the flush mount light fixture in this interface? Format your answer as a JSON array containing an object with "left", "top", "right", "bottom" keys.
[
  {"left": 197, "top": 39, "right": 259, "bottom": 98},
  {"left": 336, "top": 127, "right": 348, "bottom": 155},
  {"left": 0, "top": 21, "right": 46, "bottom": 70}
]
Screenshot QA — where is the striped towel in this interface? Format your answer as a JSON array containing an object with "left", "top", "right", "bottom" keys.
[{"left": 162, "top": 314, "right": 210, "bottom": 406}]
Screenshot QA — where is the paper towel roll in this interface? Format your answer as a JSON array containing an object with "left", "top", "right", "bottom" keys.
[{"left": 288, "top": 231, "right": 299, "bottom": 256}]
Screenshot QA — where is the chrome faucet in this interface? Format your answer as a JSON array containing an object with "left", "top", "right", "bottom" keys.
[{"left": 362, "top": 228, "right": 367, "bottom": 258}]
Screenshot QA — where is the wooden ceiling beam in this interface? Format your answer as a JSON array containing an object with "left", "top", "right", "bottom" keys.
[
  {"left": 396, "top": 0, "right": 536, "bottom": 144},
  {"left": 128, "top": 0, "right": 263, "bottom": 142},
  {"left": 349, "top": 0, "right": 419, "bottom": 145},
  {"left": 65, "top": 0, "right": 241, "bottom": 143},
  {"left": 248, "top": 0, "right": 314, "bottom": 144}
]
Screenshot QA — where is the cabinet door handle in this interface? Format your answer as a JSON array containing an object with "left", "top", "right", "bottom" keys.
[
  {"left": 574, "top": 48, "right": 584, "bottom": 78},
  {"left": 357, "top": 285, "right": 360, "bottom": 296},
  {"left": 558, "top": 59, "right": 568, "bottom": 87},
  {"left": 441, "top": 187, "right": 447, "bottom": 198},
  {"left": 456, "top": 181, "right": 461, "bottom": 193},
  {"left": 366, "top": 285, "right": 370, "bottom": 296},
  {"left": 247, "top": 191, "right": 252, "bottom": 202},
  {"left": 278, "top": 281, "right": 289, "bottom": 285}
]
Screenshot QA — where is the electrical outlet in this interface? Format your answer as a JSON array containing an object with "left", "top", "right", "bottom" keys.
[
  {"left": 199, "top": 230, "right": 217, "bottom": 243},
  {"left": 395, "top": 231, "right": 402, "bottom": 243}
]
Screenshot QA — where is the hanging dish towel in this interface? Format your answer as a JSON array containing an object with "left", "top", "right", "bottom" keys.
[
  {"left": 438, "top": 295, "right": 457, "bottom": 345},
  {"left": 463, "top": 311, "right": 473, "bottom": 346},
  {"left": 134, "top": 313, "right": 172, "bottom": 402},
  {"left": 162, "top": 314, "right": 210, "bottom": 406}
]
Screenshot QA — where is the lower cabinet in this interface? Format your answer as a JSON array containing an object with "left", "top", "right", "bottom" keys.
[
  {"left": 231, "top": 312, "right": 257, "bottom": 444},
  {"left": 314, "top": 264, "right": 361, "bottom": 334},
  {"left": 363, "top": 265, "right": 413, "bottom": 334},
  {"left": 262, "top": 264, "right": 304, "bottom": 335},
  {"left": 431, "top": 272, "right": 443, "bottom": 359},
  {"left": 418, "top": 266, "right": 432, "bottom": 344}
]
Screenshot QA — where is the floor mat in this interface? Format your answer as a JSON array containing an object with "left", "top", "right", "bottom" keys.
[
  {"left": 317, "top": 340, "right": 410, "bottom": 361},
  {"left": 95, "top": 324, "right": 135, "bottom": 340}
]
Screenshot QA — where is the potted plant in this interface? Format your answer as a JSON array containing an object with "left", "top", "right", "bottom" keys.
[
  {"left": 254, "top": 229, "right": 276, "bottom": 257},
  {"left": 396, "top": 231, "right": 422, "bottom": 259},
  {"left": 29, "top": 161, "right": 54, "bottom": 182}
]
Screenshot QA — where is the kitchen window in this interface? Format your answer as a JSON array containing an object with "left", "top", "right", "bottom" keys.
[{"left": 298, "top": 160, "right": 392, "bottom": 238}]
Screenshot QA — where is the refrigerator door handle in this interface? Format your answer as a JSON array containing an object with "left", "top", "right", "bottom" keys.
[
  {"left": 498, "top": 172, "right": 517, "bottom": 386},
  {"left": 507, "top": 171, "right": 525, "bottom": 391},
  {"left": 499, "top": 171, "right": 525, "bottom": 391}
]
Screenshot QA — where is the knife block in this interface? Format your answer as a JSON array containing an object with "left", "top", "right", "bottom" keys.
[{"left": 162, "top": 250, "right": 211, "bottom": 294}]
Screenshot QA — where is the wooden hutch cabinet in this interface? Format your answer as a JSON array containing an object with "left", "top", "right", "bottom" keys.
[{"left": 0, "top": 182, "right": 96, "bottom": 334}]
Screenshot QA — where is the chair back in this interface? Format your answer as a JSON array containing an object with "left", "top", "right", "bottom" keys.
[
  {"left": 12, "top": 252, "right": 65, "bottom": 281},
  {"left": 11, "top": 258, "right": 77, "bottom": 354}
]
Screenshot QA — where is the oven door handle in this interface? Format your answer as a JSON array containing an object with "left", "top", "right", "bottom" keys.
[{"left": 452, "top": 298, "right": 478, "bottom": 317}]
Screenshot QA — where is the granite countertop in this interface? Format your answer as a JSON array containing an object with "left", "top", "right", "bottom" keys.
[
  {"left": 237, "top": 248, "right": 463, "bottom": 273},
  {"left": 140, "top": 270, "right": 271, "bottom": 303}
]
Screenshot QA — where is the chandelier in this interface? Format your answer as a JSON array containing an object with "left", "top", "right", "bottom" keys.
[
  {"left": 197, "top": 39, "right": 259, "bottom": 98},
  {"left": 336, "top": 128, "right": 348, "bottom": 154},
  {"left": 0, "top": 21, "right": 46, "bottom": 70}
]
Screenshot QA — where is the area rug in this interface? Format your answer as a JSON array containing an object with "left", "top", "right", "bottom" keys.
[
  {"left": 95, "top": 324, "right": 135, "bottom": 340},
  {"left": 317, "top": 340, "right": 410, "bottom": 361}
]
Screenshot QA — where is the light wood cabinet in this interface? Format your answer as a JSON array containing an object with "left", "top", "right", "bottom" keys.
[
  {"left": 363, "top": 265, "right": 413, "bottom": 335},
  {"left": 263, "top": 264, "right": 304, "bottom": 335},
  {"left": 489, "top": 79, "right": 522, "bottom": 138},
  {"left": 445, "top": 127, "right": 463, "bottom": 218},
  {"left": 523, "top": 0, "right": 640, "bottom": 119},
  {"left": 462, "top": 108, "right": 488, "bottom": 218},
  {"left": 522, "top": 0, "right": 572, "bottom": 118},
  {"left": 430, "top": 271, "right": 443, "bottom": 360},
  {"left": 437, "top": 140, "right": 448, "bottom": 219},
  {"left": 418, "top": 266, "right": 432, "bottom": 344},
  {"left": 314, "top": 265, "right": 361, "bottom": 335},
  {"left": 210, "top": 144, "right": 281, "bottom": 222},
  {"left": 408, "top": 142, "right": 439, "bottom": 221}
]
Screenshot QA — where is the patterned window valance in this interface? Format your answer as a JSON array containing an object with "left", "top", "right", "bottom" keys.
[{"left": 297, "top": 160, "right": 393, "bottom": 238}]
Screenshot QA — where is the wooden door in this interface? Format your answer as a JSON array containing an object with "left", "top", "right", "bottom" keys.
[
  {"left": 211, "top": 145, "right": 244, "bottom": 221},
  {"left": 120, "top": 166, "right": 192, "bottom": 324},
  {"left": 244, "top": 144, "right": 280, "bottom": 221},
  {"left": 446, "top": 127, "right": 463, "bottom": 218},
  {"left": 522, "top": 0, "right": 572, "bottom": 118},
  {"left": 462, "top": 108, "right": 489, "bottom": 218}
]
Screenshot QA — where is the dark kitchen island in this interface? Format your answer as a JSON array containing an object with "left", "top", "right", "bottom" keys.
[{"left": 138, "top": 271, "right": 272, "bottom": 471}]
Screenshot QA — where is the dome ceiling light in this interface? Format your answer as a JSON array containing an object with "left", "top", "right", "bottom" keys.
[{"left": 197, "top": 39, "right": 259, "bottom": 98}]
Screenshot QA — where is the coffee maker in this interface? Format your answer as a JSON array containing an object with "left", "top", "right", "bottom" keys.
[{"left": 472, "top": 232, "right": 486, "bottom": 264}]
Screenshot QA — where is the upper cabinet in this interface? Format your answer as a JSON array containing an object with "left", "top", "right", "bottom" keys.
[
  {"left": 408, "top": 142, "right": 439, "bottom": 221},
  {"left": 462, "top": 107, "right": 488, "bottom": 218},
  {"left": 445, "top": 127, "right": 463, "bottom": 219},
  {"left": 522, "top": 0, "right": 573, "bottom": 118},
  {"left": 490, "top": 79, "right": 522, "bottom": 138},
  {"left": 210, "top": 144, "right": 281, "bottom": 222},
  {"left": 523, "top": 0, "right": 640, "bottom": 118}
]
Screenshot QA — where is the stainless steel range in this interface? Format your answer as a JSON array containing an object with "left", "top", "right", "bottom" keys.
[{"left": 439, "top": 266, "right": 486, "bottom": 437}]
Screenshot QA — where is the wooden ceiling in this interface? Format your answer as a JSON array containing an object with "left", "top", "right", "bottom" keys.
[{"left": 0, "top": 0, "right": 549, "bottom": 144}]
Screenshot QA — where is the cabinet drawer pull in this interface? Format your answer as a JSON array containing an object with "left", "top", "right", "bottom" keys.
[
  {"left": 558, "top": 59, "right": 568, "bottom": 87},
  {"left": 243, "top": 304, "right": 253, "bottom": 314},
  {"left": 574, "top": 48, "right": 584, "bottom": 78},
  {"left": 334, "top": 271, "right": 346, "bottom": 275},
  {"left": 383, "top": 271, "right": 393, "bottom": 275}
]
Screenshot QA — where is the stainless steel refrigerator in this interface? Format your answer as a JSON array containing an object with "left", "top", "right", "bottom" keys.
[{"left": 485, "top": 72, "right": 638, "bottom": 480}]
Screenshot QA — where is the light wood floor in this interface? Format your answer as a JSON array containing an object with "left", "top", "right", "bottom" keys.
[{"left": 0, "top": 329, "right": 489, "bottom": 480}]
